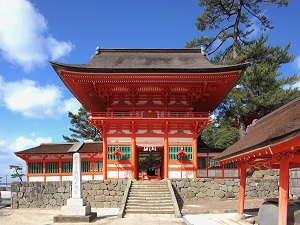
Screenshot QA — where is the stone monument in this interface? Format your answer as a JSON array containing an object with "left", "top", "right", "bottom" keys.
[{"left": 54, "top": 151, "right": 97, "bottom": 223}]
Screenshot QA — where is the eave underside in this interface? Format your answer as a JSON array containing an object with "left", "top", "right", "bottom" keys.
[{"left": 55, "top": 70, "right": 243, "bottom": 112}]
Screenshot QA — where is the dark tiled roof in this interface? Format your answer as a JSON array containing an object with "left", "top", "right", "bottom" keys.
[
  {"left": 50, "top": 48, "right": 249, "bottom": 73},
  {"left": 15, "top": 142, "right": 103, "bottom": 155},
  {"left": 216, "top": 96, "right": 300, "bottom": 161}
]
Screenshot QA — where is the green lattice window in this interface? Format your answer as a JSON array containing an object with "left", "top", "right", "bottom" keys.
[
  {"left": 81, "top": 161, "right": 91, "bottom": 172},
  {"left": 46, "top": 162, "right": 58, "bottom": 173},
  {"left": 224, "top": 161, "right": 236, "bottom": 169},
  {"left": 94, "top": 160, "right": 103, "bottom": 172},
  {"left": 108, "top": 145, "right": 131, "bottom": 160},
  {"left": 169, "top": 146, "right": 192, "bottom": 160},
  {"left": 28, "top": 162, "right": 43, "bottom": 174},
  {"left": 62, "top": 161, "right": 73, "bottom": 173}
]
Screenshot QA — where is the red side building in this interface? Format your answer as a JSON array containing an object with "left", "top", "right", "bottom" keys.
[{"left": 16, "top": 48, "right": 248, "bottom": 181}]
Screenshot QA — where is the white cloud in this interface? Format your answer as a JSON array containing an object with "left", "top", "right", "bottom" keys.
[
  {"left": 0, "top": 136, "right": 51, "bottom": 182},
  {"left": 0, "top": 76, "right": 81, "bottom": 119},
  {"left": 294, "top": 55, "right": 300, "bottom": 72},
  {"left": 0, "top": 0, "right": 73, "bottom": 72},
  {"left": 10, "top": 136, "right": 52, "bottom": 152}
]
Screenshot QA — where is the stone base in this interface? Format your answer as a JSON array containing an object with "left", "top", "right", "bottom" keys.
[
  {"left": 53, "top": 212, "right": 97, "bottom": 223},
  {"left": 235, "top": 213, "right": 246, "bottom": 220},
  {"left": 61, "top": 198, "right": 91, "bottom": 216}
]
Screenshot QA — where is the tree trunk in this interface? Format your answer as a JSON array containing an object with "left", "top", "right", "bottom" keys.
[{"left": 238, "top": 114, "right": 246, "bottom": 139}]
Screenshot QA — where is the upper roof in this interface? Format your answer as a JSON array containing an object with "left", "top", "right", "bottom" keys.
[
  {"left": 51, "top": 48, "right": 249, "bottom": 73},
  {"left": 15, "top": 142, "right": 103, "bottom": 155},
  {"left": 50, "top": 48, "right": 249, "bottom": 113},
  {"left": 216, "top": 95, "right": 300, "bottom": 161}
]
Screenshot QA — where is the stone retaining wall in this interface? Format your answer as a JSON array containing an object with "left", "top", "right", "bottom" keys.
[
  {"left": 171, "top": 177, "right": 279, "bottom": 202},
  {"left": 11, "top": 171, "right": 278, "bottom": 209},
  {"left": 11, "top": 180, "right": 128, "bottom": 209}
]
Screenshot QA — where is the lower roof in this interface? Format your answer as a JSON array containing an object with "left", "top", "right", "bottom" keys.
[
  {"left": 15, "top": 142, "right": 103, "bottom": 155},
  {"left": 216, "top": 95, "right": 300, "bottom": 162}
]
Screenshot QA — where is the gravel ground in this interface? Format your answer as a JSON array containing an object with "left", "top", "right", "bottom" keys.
[
  {"left": 0, "top": 199, "right": 264, "bottom": 225},
  {"left": 181, "top": 198, "right": 264, "bottom": 215}
]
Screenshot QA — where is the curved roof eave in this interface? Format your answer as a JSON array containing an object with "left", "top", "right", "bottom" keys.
[{"left": 50, "top": 61, "right": 249, "bottom": 74}]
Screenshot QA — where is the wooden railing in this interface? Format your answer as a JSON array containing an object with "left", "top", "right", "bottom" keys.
[{"left": 89, "top": 111, "right": 210, "bottom": 119}]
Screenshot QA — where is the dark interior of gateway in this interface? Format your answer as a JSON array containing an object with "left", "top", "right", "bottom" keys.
[{"left": 138, "top": 151, "right": 162, "bottom": 179}]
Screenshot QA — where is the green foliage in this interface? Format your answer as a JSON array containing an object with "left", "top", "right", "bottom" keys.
[
  {"left": 62, "top": 106, "right": 97, "bottom": 142},
  {"left": 188, "top": 0, "right": 299, "bottom": 143},
  {"left": 9, "top": 165, "right": 25, "bottom": 182},
  {"left": 138, "top": 153, "right": 161, "bottom": 172},
  {"left": 186, "top": 0, "right": 288, "bottom": 58},
  {"left": 201, "top": 121, "right": 238, "bottom": 149},
  {"left": 217, "top": 36, "right": 300, "bottom": 124}
]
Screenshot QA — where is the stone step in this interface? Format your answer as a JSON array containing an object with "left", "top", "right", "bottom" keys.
[
  {"left": 131, "top": 185, "right": 169, "bottom": 189},
  {"left": 126, "top": 202, "right": 173, "bottom": 207},
  {"left": 129, "top": 191, "right": 170, "bottom": 194},
  {"left": 127, "top": 199, "right": 173, "bottom": 203},
  {"left": 126, "top": 205, "right": 174, "bottom": 210},
  {"left": 128, "top": 193, "right": 171, "bottom": 200},
  {"left": 125, "top": 208, "right": 175, "bottom": 214},
  {"left": 128, "top": 195, "right": 171, "bottom": 199},
  {"left": 124, "top": 213, "right": 175, "bottom": 218}
]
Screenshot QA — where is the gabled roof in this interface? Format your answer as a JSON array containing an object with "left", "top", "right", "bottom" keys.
[
  {"left": 15, "top": 142, "right": 103, "bottom": 155},
  {"left": 50, "top": 48, "right": 249, "bottom": 73},
  {"left": 216, "top": 96, "right": 300, "bottom": 162}
]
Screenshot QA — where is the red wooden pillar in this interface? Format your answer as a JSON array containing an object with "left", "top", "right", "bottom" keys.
[
  {"left": 192, "top": 137, "right": 198, "bottom": 178},
  {"left": 26, "top": 162, "right": 29, "bottom": 182},
  {"left": 102, "top": 135, "right": 108, "bottom": 180},
  {"left": 42, "top": 159, "right": 46, "bottom": 181},
  {"left": 131, "top": 135, "right": 137, "bottom": 179},
  {"left": 237, "top": 165, "right": 247, "bottom": 216},
  {"left": 278, "top": 158, "right": 289, "bottom": 225},
  {"left": 164, "top": 135, "right": 169, "bottom": 179}
]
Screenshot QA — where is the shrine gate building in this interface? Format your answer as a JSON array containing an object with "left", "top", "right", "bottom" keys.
[{"left": 48, "top": 48, "right": 247, "bottom": 180}]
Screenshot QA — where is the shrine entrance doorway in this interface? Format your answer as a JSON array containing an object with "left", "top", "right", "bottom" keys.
[{"left": 138, "top": 150, "right": 163, "bottom": 180}]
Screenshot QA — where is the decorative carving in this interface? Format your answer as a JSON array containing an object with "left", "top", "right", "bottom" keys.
[
  {"left": 162, "top": 87, "right": 171, "bottom": 104},
  {"left": 273, "top": 150, "right": 294, "bottom": 162},
  {"left": 129, "top": 86, "right": 138, "bottom": 104},
  {"left": 98, "top": 87, "right": 112, "bottom": 107}
]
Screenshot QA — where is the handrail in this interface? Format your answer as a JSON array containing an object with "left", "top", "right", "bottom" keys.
[{"left": 89, "top": 111, "right": 210, "bottom": 119}]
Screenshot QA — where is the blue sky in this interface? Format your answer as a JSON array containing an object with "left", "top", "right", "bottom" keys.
[{"left": 0, "top": 0, "right": 299, "bottom": 182}]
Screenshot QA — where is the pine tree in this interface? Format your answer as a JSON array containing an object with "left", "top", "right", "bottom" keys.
[
  {"left": 186, "top": 0, "right": 288, "bottom": 59},
  {"left": 187, "top": 0, "right": 299, "bottom": 143},
  {"left": 62, "top": 106, "right": 98, "bottom": 142},
  {"left": 9, "top": 165, "right": 25, "bottom": 181}
]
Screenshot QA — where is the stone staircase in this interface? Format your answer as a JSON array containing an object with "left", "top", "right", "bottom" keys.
[{"left": 124, "top": 180, "right": 177, "bottom": 217}]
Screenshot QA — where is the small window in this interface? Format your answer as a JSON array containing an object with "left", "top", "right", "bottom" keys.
[
  {"left": 224, "top": 162, "right": 236, "bottom": 169},
  {"left": 81, "top": 161, "right": 91, "bottom": 172},
  {"left": 208, "top": 157, "right": 221, "bottom": 168},
  {"left": 198, "top": 157, "right": 206, "bottom": 169},
  {"left": 28, "top": 162, "right": 43, "bottom": 174},
  {"left": 46, "top": 162, "right": 58, "bottom": 173},
  {"left": 62, "top": 162, "right": 73, "bottom": 173},
  {"left": 94, "top": 161, "right": 103, "bottom": 172}
]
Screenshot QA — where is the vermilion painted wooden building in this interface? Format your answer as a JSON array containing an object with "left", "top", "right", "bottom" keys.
[
  {"left": 16, "top": 48, "right": 248, "bottom": 181},
  {"left": 216, "top": 96, "right": 300, "bottom": 225}
]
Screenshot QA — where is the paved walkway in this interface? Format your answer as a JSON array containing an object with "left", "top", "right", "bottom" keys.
[{"left": 0, "top": 206, "right": 258, "bottom": 225}]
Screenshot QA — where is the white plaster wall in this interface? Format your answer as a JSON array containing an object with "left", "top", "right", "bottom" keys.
[
  {"left": 94, "top": 175, "right": 103, "bottom": 180},
  {"left": 168, "top": 137, "right": 193, "bottom": 142},
  {"left": 28, "top": 176, "right": 44, "bottom": 182},
  {"left": 45, "top": 176, "right": 60, "bottom": 181},
  {"left": 107, "top": 170, "right": 132, "bottom": 179},
  {"left": 82, "top": 175, "right": 93, "bottom": 180},
  {"left": 62, "top": 176, "right": 72, "bottom": 181}
]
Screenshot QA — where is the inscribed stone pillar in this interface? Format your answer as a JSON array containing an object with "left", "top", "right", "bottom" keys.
[{"left": 72, "top": 152, "right": 82, "bottom": 199}]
